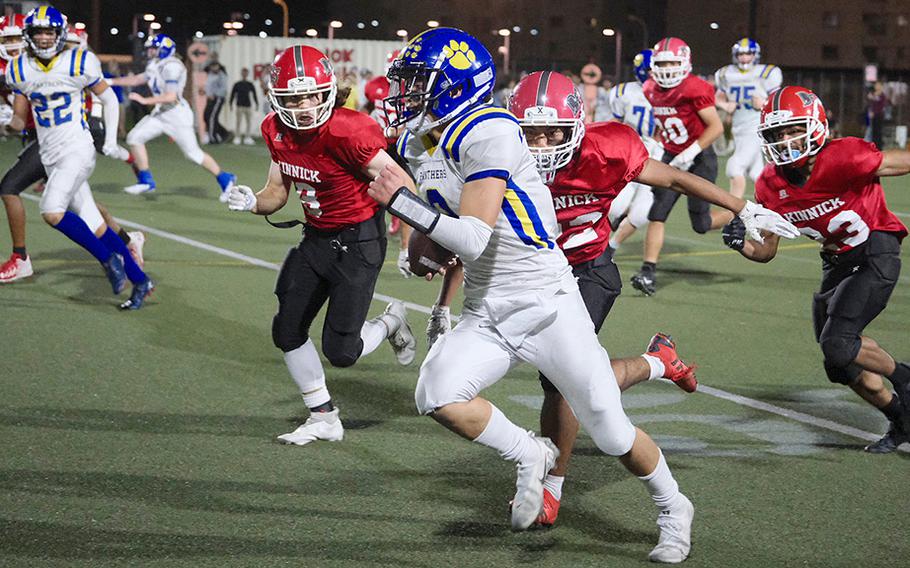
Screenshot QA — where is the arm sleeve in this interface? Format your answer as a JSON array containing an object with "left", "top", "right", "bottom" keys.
[
  {"left": 96, "top": 87, "right": 120, "bottom": 148},
  {"left": 229, "top": 83, "right": 238, "bottom": 105},
  {"left": 329, "top": 113, "right": 386, "bottom": 170},
  {"left": 83, "top": 51, "right": 104, "bottom": 88},
  {"left": 692, "top": 79, "right": 716, "bottom": 111},
  {"left": 458, "top": 119, "right": 524, "bottom": 182}
]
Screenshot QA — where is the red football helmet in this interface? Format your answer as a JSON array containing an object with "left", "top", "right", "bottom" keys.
[
  {"left": 651, "top": 37, "right": 691, "bottom": 88},
  {"left": 758, "top": 86, "right": 829, "bottom": 167},
  {"left": 0, "top": 13, "right": 25, "bottom": 61},
  {"left": 508, "top": 71, "right": 585, "bottom": 178},
  {"left": 268, "top": 45, "right": 337, "bottom": 130},
  {"left": 65, "top": 24, "right": 88, "bottom": 50}
]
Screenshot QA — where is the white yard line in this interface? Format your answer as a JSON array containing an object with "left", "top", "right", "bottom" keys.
[{"left": 21, "top": 194, "right": 904, "bottom": 450}]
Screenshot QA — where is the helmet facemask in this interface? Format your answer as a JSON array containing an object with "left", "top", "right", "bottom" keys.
[
  {"left": 758, "top": 114, "right": 827, "bottom": 167},
  {"left": 385, "top": 60, "right": 445, "bottom": 135},
  {"left": 651, "top": 57, "right": 690, "bottom": 89},
  {"left": 25, "top": 26, "right": 65, "bottom": 60},
  {"left": 519, "top": 107, "right": 585, "bottom": 182},
  {"left": 0, "top": 33, "right": 24, "bottom": 60},
  {"left": 269, "top": 75, "right": 337, "bottom": 130}
]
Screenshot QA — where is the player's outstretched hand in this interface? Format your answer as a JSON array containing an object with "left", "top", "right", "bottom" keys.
[
  {"left": 738, "top": 200, "right": 800, "bottom": 243},
  {"left": 227, "top": 185, "right": 257, "bottom": 212},
  {"left": 102, "top": 143, "right": 130, "bottom": 161},
  {"left": 722, "top": 217, "right": 746, "bottom": 251},
  {"left": 368, "top": 164, "right": 408, "bottom": 206}
]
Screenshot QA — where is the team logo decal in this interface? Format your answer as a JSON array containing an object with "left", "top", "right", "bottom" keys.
[
  {"left": 442, "top": 40, "right": 476, "bottom": 70},
  {"left": 318, "top": 57, "right": 333, "bottom": 76},
  {"left": 796, "top": 91, "right": 816, "bottom": 107},
  {"left": 565, "top": 91, "right": 582, "bottom": 115}
]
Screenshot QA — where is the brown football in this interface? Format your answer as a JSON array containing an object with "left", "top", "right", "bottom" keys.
[{"left": 407, "top": 231, "right": 456, "bottom": 277}]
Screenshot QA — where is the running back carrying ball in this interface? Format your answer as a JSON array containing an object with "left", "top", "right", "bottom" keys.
[{"left": 408, "top": 230, "right": 456, "bottom": 277}]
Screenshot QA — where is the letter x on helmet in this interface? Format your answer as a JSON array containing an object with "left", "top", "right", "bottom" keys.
[
  {"left": 758, "top": 86, "right": 829, "bottom": 167},
  {"left": 268, "top": 45, "right": 337, "bottom": 130},
  {"left": 385, "top": 27, "right": 496, "bottom": 135},
  {"left": 145, "top": 34, "right": 176, "bottom": 60},
  {"left": 651, "top": 37, "right": 691, "bottom": 89},
  {"left": 508, "top": 71, "right": 585, "bottom": 180},
  {"left": 23, "top": 6, "right": 67, "bottom": 60},
  {"left": 0, "top": 13, "right": 25, "bottom": 61}
]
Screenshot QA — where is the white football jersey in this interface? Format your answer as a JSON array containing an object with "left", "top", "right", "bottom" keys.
[
  {"left": 144, "top": 57, "right": 186, "bottom": 113},
  {"left": 714, "top": 63, "right": 782, "bottom": 134},
  {"left": 398, "top": 106, "right": 570, "bottom": 300},
  {"left": 6, "top": 47, "right": 101, "bottom": 164},
  {"left": 608, "top": 81, "right": 656, "bottom": 140}
]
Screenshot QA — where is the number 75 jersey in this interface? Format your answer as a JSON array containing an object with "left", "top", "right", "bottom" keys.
[
  {"left": 755, "top": 138, "right": 907, "bottom": 254},
  {"left": 5, "top": 47, "right": 101, "bottom": 164}
]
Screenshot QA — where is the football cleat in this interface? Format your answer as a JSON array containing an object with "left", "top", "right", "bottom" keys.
[
  {"left": 649, "top": 494, "right": 694, "bottom": 564},
  {"left": 383, "top": 301, "right": 416, "bottom": 365},
  {"left": 126, "top": 231, "right": 146, "bottom": 268},
  {"left": 863, "top": 420, "right": 909, "bottom": 454},
  {"left": 632, "top": 270, "right": 657, "bottom": 296},
  {"left": 103, "top": 253, "right": 127, "bottom": 294},
  {"left": 124, "top": 183, "right": 155, "bottom": 195},
  {"left": 277, "top": 408, "right": 344, "bottom": 445},
  {"left": 243, "top": 136, "right": 255, "bottom": 145},
  {"left": 0, "top": 254, "right": 33, "bottom": 283},
  {"left": 648, "top": 333, "right": 697, "bottom": 393},
  {"left": 533, "top": 488, "right": 561, "bottom": 528},
  {"left": 511, "top": 435, "right": 558, "bottom": 531},
  {"left": 119, "top": 278, "right": 154, "bottom": 310}
]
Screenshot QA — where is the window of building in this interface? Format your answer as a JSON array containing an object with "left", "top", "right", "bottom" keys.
[
  {"left": 821, "top": 45, "right": 839, "bottom": 61},
  {"left": 862, "top": 46, "right": 879, "bottom": 62},
  {"left": 822, "top": 12, "right": 839, "bottom": 29},
  {"left": 862, "top": 13, "right": 886, "bottom": 36}
]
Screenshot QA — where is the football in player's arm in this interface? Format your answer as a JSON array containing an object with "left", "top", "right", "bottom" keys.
[{"left": 723, "top": 86, "right": 910, "bottom": 453}]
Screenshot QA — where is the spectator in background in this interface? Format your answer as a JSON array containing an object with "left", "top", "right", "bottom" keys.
[
  {"left": 580, "top": 63, "right": 611, "bottom": 123},
  {"left": 229, "top": 67, "right": 258, "bottom": 145},
  {"left": 867, "top": 81, "right": 889, "bottom": 149},
  {"left": 204, "top": 61, "right": 229, "bottom": 144}
]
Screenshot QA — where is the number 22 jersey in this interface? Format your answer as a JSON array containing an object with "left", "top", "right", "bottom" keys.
[
  {"left": 5, "top": 48, "right": 101, "bottom": 164},
  {"left": 755, "top": 137, "right": 907, "bottom": 254}
]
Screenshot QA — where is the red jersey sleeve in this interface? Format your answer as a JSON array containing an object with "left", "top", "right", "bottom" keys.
[
  {"left": 587, "top": 123, "right": 650, "bottom": 185},
  {"left": 837, "top": 137, "right": 883, "bottom": 185},
  {"left": 327, "top": 109, "right": 386, "bottom": 171},
  {"left": 261, "top": 113, "right": 278, "bottom": 157},
  {"left": 690, "top": 78, "right": 716, "bottom": 112}
]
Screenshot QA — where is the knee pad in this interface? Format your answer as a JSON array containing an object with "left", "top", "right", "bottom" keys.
[
  {"left": 819, "top": 333, "right": 861, "bottom": 370},
  {"left": 689, "top": 209, "right": 712, "bottom": 234},
  {"left": 823, "top": 361, "right": 863, "bottom": 385},
  {"left": 322, "top": 340, "right": 360, "bottom": 368},
  {"left": 589, "top": 421, "right": 636, "bottom": 456},
  {"left": 271, "top": 313, "right": 307, "bottom": 353}
]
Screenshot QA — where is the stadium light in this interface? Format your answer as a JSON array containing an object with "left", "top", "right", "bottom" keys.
[
  {"left": 530, "top": 28, "right": 539, "bottom": 36},
  {"left": 498, "top": 28, "right": 511, "bottom": 36},
  {"left": 357, "top": 22, "right": 365, "bottom": 29},
  {"left": 371, "top": 20, "right": 380, "bottom": 27},
  {"left": 602, "top": 28, "right": 615, "bottom": 36},
  {"left": 74, "top": 22, "right": 86, "bottom": 30},
  {"left": 330, "top": 20, "right": 343, "bottom": 28},
  {"left": 396, "top": 29, "right": 408, "bottom": 38},
  {"left": 306, "top": 28, "right": 318, "bottom": 37},
  {"left": 232, "top": 22, "right": 244, "bottom": 29},
  {"left": 710, "top": 22, "right": 720, "bottom": 30},
  {"left": 259, "top": 31, "right": 267, "bottom": 38},
  {"left": 110, "top": 27, "right": 119, "bottom": 36},
  {"left": 143, "top": 14, "right": 155, "bottom": 22},
  {"left": 195, "top": 31, "right": 203, "bottom": 38},
  {"left": 328, "top": 20, "right": 342, "bottom": 40},
  {"left": 427, "top": 20, "right": 439, "bottom": 28},
  {"left": 265, "top": 19, "right": 273, "bottom": 26},
  {"left": 512, "top": 26, "right": 521, "bottom": 33},
  {"left": 150, "top": 22, "right": 162, "bottom": 30},
  {"left": 223, "top": 22, "right": 233, "bottom": 29}
]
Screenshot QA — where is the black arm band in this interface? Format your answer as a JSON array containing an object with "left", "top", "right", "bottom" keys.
[{"left": 386, "top": 187, "right": 441, "bottom": 234}]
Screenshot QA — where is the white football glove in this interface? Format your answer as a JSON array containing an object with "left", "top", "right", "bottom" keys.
[
  {"left": 227, "top": 184, "right": 257, "bottom": 212},
  {"left": 738, "top": 200, "right": 801, "bottom": 243},
  {"left": 669, "top": 141, "right": 701, "bottom": 171},
  {"left": 426, "top": 304, "right": 451, "bottom": 349},
  {"left": 397, "top": 249, "right": 412, "bottom": 278},
  {"left": 102, "top": 143, "right": 130, "bottom": 161},
  {"left": 0, "top": 104, "right": 13, "bottom": 126}
]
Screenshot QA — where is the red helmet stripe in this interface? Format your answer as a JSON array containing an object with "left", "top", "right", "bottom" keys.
[
  {"left": 536, "top": 71, "right": 552, "bottom": 107},
  {"left": 293, "top": 45, "right": 304, "bottom": 78}
]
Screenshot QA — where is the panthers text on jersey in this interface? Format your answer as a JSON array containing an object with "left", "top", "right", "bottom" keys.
[
  {"left": 5, "top": 47, "right": 100, "bottom": 164},
  {"left": 398, "top": 105, "right": 569, "bottom": 299},
  {"left": 609, "top": 81, "right": 655, "bottom": 139},
  {"left": 643, "top": 74, "right": 715, "bottom": 155},
  {"left": 755, "top": 137, "right": 907, "bottom": 254},
  {"left": 550, "top": 122, "right": 649, "bottom": 265},
  {"left": 144, "top": 57, "right": 186, "bottom": 114},
  {"left": 261, "top": 107, "right": 386, "bottom": 230},
  {"left": 714, "top": 64, "right": 782, "bottom": 135}
]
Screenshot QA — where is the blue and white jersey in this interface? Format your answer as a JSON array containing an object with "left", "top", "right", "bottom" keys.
[
  {"left": 714, "top": 63, "right": 782, "bottom": 135},
  {"left": 6, "top": 47, "right": 101, "bottom": 164},
  {"left": 608, "top": 81, "right": 656, "bottom": 139},
  {"left": 399, "top": 106, "right": 570, "bottom": 300},
  {"left": 144, "top": 57, "right": 186, "bottom": 114}
]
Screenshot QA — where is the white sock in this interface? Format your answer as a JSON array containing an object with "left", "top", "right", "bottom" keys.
[
  {"left": 284, "top": 340, "right": 331, "bottom": 409},
  {"left": 360, "top": 318, "right": 390, "bottom": 356},
  {"left": 637, "top": 450, "right": 680, "bottom": 510},
  {"left": 642, "top": 354, "right": 665, "bottom": 381},
  {"left": 608, "top": 235, "right": 621, "bottom": 250},
  {"left": 543, "top": 474, "right": 565, "bottom": 500},
  {"left": 473, "top": 404, "right": 540, "bottom": 464}
]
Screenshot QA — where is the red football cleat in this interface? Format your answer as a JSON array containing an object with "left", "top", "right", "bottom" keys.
[
  {"left": 648, "top": 333, "right": 697, "bottom": 393},
  {"left": 533, "top": 488, "right": 560, "bottom": 528},
  {"left": 0, "top": 253, "right": 33, "bottom": 283}
]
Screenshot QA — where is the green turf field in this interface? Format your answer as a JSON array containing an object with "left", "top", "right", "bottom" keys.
[{"left": 1, "top": 137, "right": 907, "bottom": 567}]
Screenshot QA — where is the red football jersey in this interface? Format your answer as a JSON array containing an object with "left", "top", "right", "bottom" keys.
[
  {"left": 261, "top": 107, "right": 386, "bottom": 230},
  {"left": 643, "top": 74, "right": 715, "bottom": 155},
  {"left": 549, "top": 122, "right": 649, "bottom": 265},
  {"left": 755, "top": 137, "right": 907, "bottom": 254}
]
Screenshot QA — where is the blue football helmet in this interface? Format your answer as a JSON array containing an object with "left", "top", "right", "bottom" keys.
[
  {"left": 145, "top": 34, "right": 176, "bottom": 60},
  {"left": 385, "top": 27, "right": 495, "bottom": 134},
  {"left": 23, "top": 6, "right": 67, "bottom": 60},
  {"left": 632, "top": 49, "right": 652, "bottom": 84},
  {"left": 732, "top": 38, "right": 761, "bottom": 70}
]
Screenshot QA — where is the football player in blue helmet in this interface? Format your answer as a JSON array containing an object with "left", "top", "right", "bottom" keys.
[
  {"left": 144, "top": 34, "right": 176, "bottom": 60},
  {"left": 633, "top": 49, "right": 653, "bottom": 84},
  {"left": 384, "top": 27, "right": 495, "bottom": 135},
  {"left": 732, "top": 38, "right": 761, "bottom": 71},
  {"left": 22, "top": 5, "right": 67, "bottom": 60}
]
